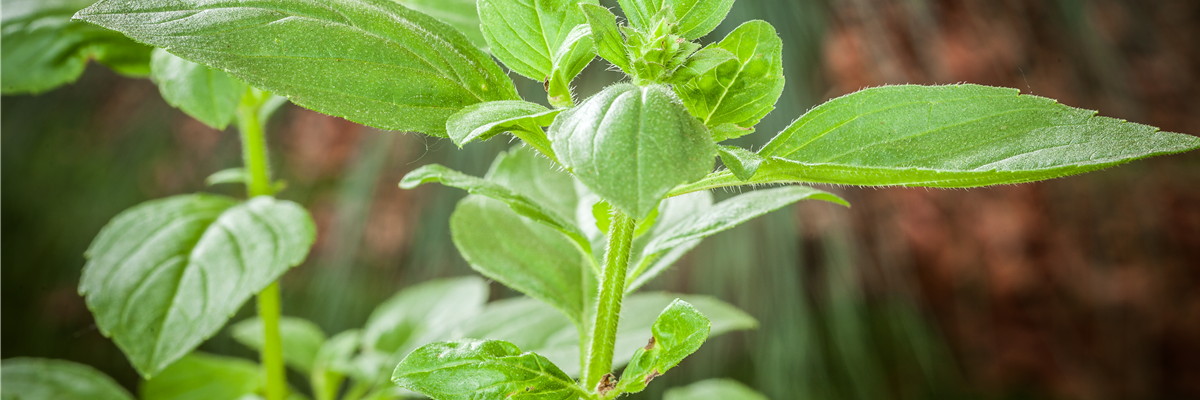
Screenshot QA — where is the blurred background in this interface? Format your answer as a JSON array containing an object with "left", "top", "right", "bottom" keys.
[{"left": 3, "top": 0, "right": 1199, "bottom": 399}]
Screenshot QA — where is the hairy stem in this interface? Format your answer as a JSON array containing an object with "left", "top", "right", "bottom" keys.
[
  {"left": 237, "top": 90, "right": 286, "bottom": 400},
  {"left": 583, "top": 210, "right": 636, "bottom": 390}
]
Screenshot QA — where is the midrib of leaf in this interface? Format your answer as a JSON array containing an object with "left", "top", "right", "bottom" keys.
[
  {"left": 701, "top": 26, "right": 761, "bottom": 126},
  {"left": 492, "top": 1, "right": 552, "bottom": 73},
  {"left": 814, "top": 105, "right": 1053, "bottom": 164},
  {"left": 94, "top": 2, "right": 494, "bottom": 103}
]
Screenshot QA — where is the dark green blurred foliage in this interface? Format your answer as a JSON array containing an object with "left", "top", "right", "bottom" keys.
[{"left": 4, "top": 0, "right": 1200, "bottom": 399}]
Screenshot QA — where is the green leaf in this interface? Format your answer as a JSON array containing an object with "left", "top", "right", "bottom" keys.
[
  {"left": 0, "top": 357, "right": 134, "bottom": 400},
  {"left": 140, "top": 353, "right": 262, "bottom": 400},
  {"left": 392, "top": 0, "right": 486, "bottom": 48},
  {"left": 231, "top": 316, "right": 327, "bottom": 375},
  {"left": 550, "top": 83, "right": 715, "bottom": 219},
  {"left": 443, "top": 100, "right": 561, "bottom": 157},
  {"left": 663, "top": 379, "right": 768, "bottom": 400},
  {"left": 547, "top": 23, "right": 596, "bottom": 106},
  {"left": 401, "top": 164, "right": 587, "bottom": 251},
  {"left": 477, "top": 0, "right": 596, "bottom": 86},
  {"left": 361, "top": 277, "right": 489, "bottom": 355},
  {"left": 617, "top": 0, "right": 734, "bottom": 40},
  {"left": 580, "top": 4, "right": 630, "bottom": 74},
  {"left": 205, "top": 168, "right": 247, "bottom": 187},
  {"left": 446, "top": 293, "right": 755, "bottom": 378},
  {"left": 74, "top": 0, "right": 518, "bottom": 136},
  {"left": 677, "top": 20, "right": 784, "bottom": 130},
  {"left": 627, "top": 187, "right": 847, "bottom": 291},
  {"left": 751, "top": 84, "right": 1200, "bottom": 187},
  {"left": 150, "top": 48, "right": 247, "bottom": 130},
  {"left": 613, "top": 299, "right": 711, "bottom": 395},
  {"left": 716, "top": 145, "right": 764, "bottom": 181},
  {"left": 392, "top": 339, "right": 586, "bottom": 400},
  {"left": 312, "top": 330, "right": 361, "bottom": 400},
  {"left": 485, "top": 145, "right": 581, "bottom": 224},
  {"left": 667, "top": 47, "right": 736, "bottom": 85},
  {"left": 451, "top": 196, "right": 594, "bottom": 325},
  {"left": 1, "top": 0, "right": 152, "bottom": 94},
  {"left": 80, "top": 194, "right": 316, "bottom": 377}
]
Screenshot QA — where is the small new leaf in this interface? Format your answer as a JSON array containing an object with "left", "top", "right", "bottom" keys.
[
  {"left": 231, "top": 316, "right": 327, "bottom": 375},
  {"left": 0, "top": 357, "right": 134, "bottom": 400},
  {"left": 478, "top": 0, "right": 597, "bottom": 94},
  {"left": 716, "top": 145, "right": 764, "bottom": 181},
  {"left": 753, "top": 84, "right": 1200, "bottom": 187},
  {"left": 74, "top": 0, "right": 518, "bottom": 136},
  {"left": 614, "top": 300, "right": 711, "bottom": 395},
  {"left": 580, "top": 4, "right": 631, "bottom": 74},
  {"left": 618, "top": 0, "right": 734, "bottom": 40},
  {"left": 150, "top": 48, "right": 247, "bottom": 130},
  {"left": 677, "top": 20, "right": 784, "bottom": 130},
  {"left": 80, "top": 195, "right": 316, "bottom": 377},
  {"left": 550, "top": 83, "right": 715, "bottom": 219},
  {"left": 444, "top": 100, "right": 561, "bottom": 159},
  {"left": 392, "top": 339, "right": 587, "bottom": 400}
]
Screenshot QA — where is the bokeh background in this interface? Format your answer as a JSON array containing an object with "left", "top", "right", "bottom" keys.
[{"left": 4, "top": 0, "right": 1200, "bottom": 399}]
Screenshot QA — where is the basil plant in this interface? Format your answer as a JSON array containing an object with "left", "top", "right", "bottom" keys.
[{"left": 3, "top": 0, "right": 1199, "bottom": 399}]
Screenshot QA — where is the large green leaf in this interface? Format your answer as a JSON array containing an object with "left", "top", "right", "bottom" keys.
[
  {"left": 747, "top": 84, "right": 1200, "bottom": 187},
  {"left": 663, "top": 379, "right": 768, "bottom": 400},
  {"left": 451, "top": 196, "right": 594, "bottom": 325},
  {"left": 392, "top": 339, "right": 586, "bottom": 400},
  {"left": 231, "top": 316, "right": 327, "bottom": 374},
  {"left": 1, "top": 0, "right": 151, "bottom": 94},
  {"left": 626, "top": 186, "right": 846, "bottom": 291},
  {"left": 150, "top": 48, "right": 247, "bottom": 130},
  {"left": 446, "top": 293, "right": 756, "bottom": 378},
  {"left": 74, "top": 0, "right": 518, "bottom": 136},
  {"left": 80, "top": 194, "right": 316, "bottom": 377},
  {"left": 139, "top": 353, "right": 261, "bottom": 400},
  {"left": 392, "top": 0, "right": 485, "bottom": 48},
  {"left": 486, "top": 145, "right": 581, "bottom": 225},
  {"left": 676, "top": 20, "right": 784, "bottom": 133},
  {"left": 402, "top": 163, "right": 587, "bottom": 251},
  {"left": 550, "top": 83, "right": 715, "bottom": 219},
  {"left": 617, "top": 0, "right": 733, "bottom": 40},
  {"left": 0, "top": 358, "right": 134, "bottom": 400},
  {"left": 477, "top": 0, "right": 596, "bottom": 99},
  {"left": 613, "top": 299, "right": 711, "bottom": 395}
]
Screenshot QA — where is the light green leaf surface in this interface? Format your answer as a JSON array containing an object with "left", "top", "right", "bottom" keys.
[
  {"left": 393, "top": 0, "right": 485, "bottom": 48},
  {"left": 0, "top": 357, "right": 134, "bottom": 400},
  {"left": 80, "top": 195, "right": 316, "bottom": 377},
  {"left": 231, "top": 316, "right": 327, "bottom": 374},
  {"left": 150, "top": 48, "right": 247, "bottom": 130},
  {"left": 677, "top": 20, "right": 784, "bottom": 130},
  {"left": 746, "top": 84, "right": 1200, "bottom": 187},
  {"left": 205, "top": 168, "right": 247, "bottom": 187},
  {"left": 617, "top": 0, "right": 734, "bottom": 40},
  {"left": 451, "top": 196, "right": 594, "bottom": 325},
  {"left": 312, "top": 330, "right": 361, "bottom": 400},
  {"left": 446, "top": 293, "right": 756, "bottom": 378},
  {"left": 477, "top": 0, "right": 596, "bottom": 85},
  {"left": 550, "top": 83, "right": 715, "bottom": 219},
  {"left": 614, "top": 299, "right": 711, "bottom": 395},
  {"left": 487, "top": 145, "right": 581, "bottom": 225},
  {"left": 443, "top": 100, "right": 561, "bottom": 157},
  {"left": 140, "top": 353, "right": 261, "bottom": 400},
  {"left": 362, "top": 277, "right": 489, "bottom": 355},
  {"left": 401, "top": 164, "right": 587, "bottom": 250},
  {"left": 663, "top": 379, "right": 768, "bottom": 400},
  {"left": 716, "top": 145, "right": 764, "bottom": 181},
  {"left": 627, "top": 187, "right": 845, "bottom": 291},
  {"left": 547, "top": 23, "right": 596, "bottom": 106},
  {"left": 74, "top": 0, "right": 518, "bottom": 136},
  {"left": 667, "top": 47, "right": 736, "bottom": 85},
  {"left": 580, "top": 4, "right": 630, "bottom": 74},
  {"left": 2, "top": 0, "right": 152, "bottom": 94},
  {"left": 392, "top": 339, "right": 586, "bottom": 400}
]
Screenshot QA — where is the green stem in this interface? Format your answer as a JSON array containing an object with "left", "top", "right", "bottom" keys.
[
  {"left": 237, "top": 91, "right": 286, "bottom": 400},
  {"left": 583, "top": 210, "right": 636, "bottom": 390}
]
